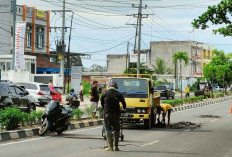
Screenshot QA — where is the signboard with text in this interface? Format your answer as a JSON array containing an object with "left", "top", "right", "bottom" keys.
[
  {"left": 130, "top": 54, "right": 147, "bottom": 63},
  {"left": 71, "top": 66, "right": 82, "bottom": 92},
  {"left": 36, "top": 9, "right": 45, "bottom": 19}
]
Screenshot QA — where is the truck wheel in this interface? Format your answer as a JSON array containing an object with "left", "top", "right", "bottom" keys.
[
  {"left": 151, "top": 109, "right": 156, "bottom": 126},
  {"left": 144, "top": 119, "right": 151, "bottom": 129}
]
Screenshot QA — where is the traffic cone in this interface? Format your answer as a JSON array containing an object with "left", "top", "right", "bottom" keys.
[{"left": 230, "top": 104, "right": 232, "bottom": 114}]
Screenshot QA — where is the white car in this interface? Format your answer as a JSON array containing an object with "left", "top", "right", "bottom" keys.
[{"left": 15, "top": 82, "right": 51, "bottom": 106}]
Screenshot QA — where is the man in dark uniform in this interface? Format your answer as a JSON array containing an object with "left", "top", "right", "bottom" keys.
[{"left": 101, "top": 81, "right": 126, "bottom": 151}]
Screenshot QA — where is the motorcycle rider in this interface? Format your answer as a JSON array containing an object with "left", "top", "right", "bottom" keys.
[
  {"left": 101, "top": 81, "right": 126, "bottom": 151},
  {"left": 66, "top": 89, "right": 80, "bottom": 108}
]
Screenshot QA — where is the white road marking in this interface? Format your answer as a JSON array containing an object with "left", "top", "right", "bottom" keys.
[
  {"left": 66, "top": 126, "right": 102, "bottom": 134},
  {"left": 0, "top": 126, "right": 102, "bottom": 147},
  {"left": 0, "top": 137, "right": 46, "bottom": 147},
  {"left": 209, "top": 119, "right": 218, "bottom": 123},
  {"left": 141, "top": 140, "right": 160, "bottom": 147},
  {"left": 183, "top": 129, "right": 191, "bottom": 132}
]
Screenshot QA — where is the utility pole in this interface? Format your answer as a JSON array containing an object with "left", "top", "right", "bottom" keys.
[
  {"left": 67, "top": 13, "right": 74, "bottom": 93},
  {"left": 126, "top": 42, "right": 130, "bottom": 70},
  {"left": 61, "top": 0, "right": 66, "bottom": 93},
  {"left": 130, "top": 1, "right": 148, "bottom": 76},
  {"left": 137, "top": 0, "right": 142, "bottom": 75},
  {"left": 11, "top": 0, "right": 17, "bottom": 70}
]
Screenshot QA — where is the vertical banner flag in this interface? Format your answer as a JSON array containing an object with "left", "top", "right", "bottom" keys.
[
  {"left": 71, "top": 66, "right": 83, "bottom": 92},
  {"left": 15, "top": 22, "right": 26, "bottom": 70}
]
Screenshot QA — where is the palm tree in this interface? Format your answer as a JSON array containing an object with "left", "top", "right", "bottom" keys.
[{"left": 173, "top": 52, "right": 189, "bottom": 99}]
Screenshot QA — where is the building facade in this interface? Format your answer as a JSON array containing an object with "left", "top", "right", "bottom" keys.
[
  {"left": 149, "top": 41, "right": 215, "bottom": 78},
  {"left": 0, "top": 4, "right": 50, "bottom": 55}
]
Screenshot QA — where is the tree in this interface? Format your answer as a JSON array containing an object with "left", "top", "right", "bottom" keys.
[
  {"left": 173, "top": 52, "right": 189, "bottom": 99},
  {"left": 89, "top": 64, "right": 107, "bottom": 72},
  {"left": 192, "top": 0, "right": 232, "bottom": 36},
  {"left": 64, "top": 55, "right": 82, "bottom": 70},
  {"left": 203, "top": 49, "right": 232, "bottom": 94},
  {"left": 153, "top": 59, "right": 166, "bottom": 74}
]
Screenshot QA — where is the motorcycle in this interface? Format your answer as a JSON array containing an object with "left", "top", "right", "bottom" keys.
[
  {"left": 39, "top": 100, "right": 72, "bottom": 136},
  {"left": 65, "top": 94, "right": 80, "bottom": 109}
]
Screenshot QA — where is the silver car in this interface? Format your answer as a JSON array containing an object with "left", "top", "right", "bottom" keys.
[{"left": 15, "top": 82, "right": 51, "bottom": 106}]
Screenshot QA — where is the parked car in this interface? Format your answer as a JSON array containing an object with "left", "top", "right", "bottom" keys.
[
  {"left": 0, "top": 81, "right": 36, "bottom": 113},
  {"left": 213, "top": 86, "right": 220, "bottom": 91},
  {"left": 15, "top": 82, "right": 51, "bottom": 106},
  {"left": 154, "top": 85, "right": 175, "bottom": 99}
]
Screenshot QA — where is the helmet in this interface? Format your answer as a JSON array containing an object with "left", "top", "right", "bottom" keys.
[
  {"left": 70, "top": 88, "right": 74, "bottom": 92},
  {"left": 109, "top": 81, "right": 118, "bottom": 89}
]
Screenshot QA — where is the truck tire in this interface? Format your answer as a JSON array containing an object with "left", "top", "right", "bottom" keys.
[
  {"left": 144, "top": 119, "right": 151, "bottom": 129},
  {"left": 151, "top": 109, "right": 156, "bottom": 126}
]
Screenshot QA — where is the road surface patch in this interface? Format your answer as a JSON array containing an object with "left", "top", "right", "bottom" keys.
[{"left": 200, "top": 115, "right": 221, "bottom": 118}]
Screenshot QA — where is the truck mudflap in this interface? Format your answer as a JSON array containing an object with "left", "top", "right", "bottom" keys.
[{"left": 120, "top": 113, "right": 150, "bottom": 119}]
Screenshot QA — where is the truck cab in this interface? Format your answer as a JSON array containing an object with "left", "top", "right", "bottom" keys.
[{"left": 110, "top": 74, "right": 160, "bottom": 129}]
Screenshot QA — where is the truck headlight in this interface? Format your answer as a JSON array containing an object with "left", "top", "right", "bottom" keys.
[
  {"left": 142, "top": 109, "right": 146, "bottom": 114},
  {"left": 137, "top": 109, "right": 142, "bottom": 113}
]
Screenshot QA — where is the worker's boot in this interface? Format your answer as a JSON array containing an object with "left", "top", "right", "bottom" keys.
[
  {"left": 113, "top": 134, "right": 120, "bottom": 151},
  {"left": 105, "top": 136, "right": 113, "bottom": 151}
]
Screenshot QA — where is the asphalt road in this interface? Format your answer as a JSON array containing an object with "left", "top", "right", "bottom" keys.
[{"left": 1, "top": 99, "right": 232, "bottom": 157}]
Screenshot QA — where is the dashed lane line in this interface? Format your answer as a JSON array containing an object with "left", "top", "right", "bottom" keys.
[{"left": 141, "top": 140, "right": 160, "bottom": 147}]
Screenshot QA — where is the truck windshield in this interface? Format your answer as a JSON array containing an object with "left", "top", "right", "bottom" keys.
[{"left": 111, "top": 78, "right": 148, "bottom": 98}]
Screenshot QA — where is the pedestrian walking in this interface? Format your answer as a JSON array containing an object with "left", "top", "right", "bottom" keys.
[
  {"left": 79, "top": 83, "right": 84, "bottom": 102},
  {"left": 89, "top": 81, "right": 99, "bottom": 118},
  {"left": 185, "top": 85, "right": 190, "bottom": 98},
  {"left": 157, "top": 104, "right": 173, "bottom": 126},
  {"left": 101, "top": 81, "right": 126, "bottom": 151}
]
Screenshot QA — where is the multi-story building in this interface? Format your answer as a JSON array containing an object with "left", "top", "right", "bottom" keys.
[
  {"left": 149, "top": 41, "right": 215, "bottom": 78},
  {"left": 0, "top": 2, "right": 50, "bottom": 74}
]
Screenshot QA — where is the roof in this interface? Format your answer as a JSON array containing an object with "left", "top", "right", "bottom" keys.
[{"left": 36, "top": 57, "right": 59, "bottom": 69}]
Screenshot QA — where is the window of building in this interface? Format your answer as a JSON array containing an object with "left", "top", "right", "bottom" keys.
[
  {"left": 31, "top": 63, "right": 35, "bottom": 74},
  {"left": 36, "top": 27, "right": 44, "bottom": 49},
  {"left": 0, "top": 62, "right": 5, "bottom": 71},
  {"left": 6, "top": 62, "right": 11, "bottom": 71},
  {"left": 27, "top": 32, "right": 32, "bottom": 47},
  {"left": 26, "top": 26, "right": 32, "bottom": 48}
]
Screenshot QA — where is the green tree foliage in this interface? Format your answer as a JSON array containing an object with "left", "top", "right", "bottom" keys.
[
  {"left": 204, "top": 49, "right": 232, "bottom": 94},
  {"left": 192, "top": 0, "right": 232, "bottom": 36},
  {"left": 173, "top": 52, "right": 189, "bottom": 99},
  {"left": 153, "top": 59, "right": 166, "bottom": 74}
]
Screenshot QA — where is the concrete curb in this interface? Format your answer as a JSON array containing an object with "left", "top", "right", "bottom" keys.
[
  {"left": 172, "top": 96, "right": 232, "bottom": 112},
  {"left": 0, "top": 119, "right": 103, "bottom": 142}
]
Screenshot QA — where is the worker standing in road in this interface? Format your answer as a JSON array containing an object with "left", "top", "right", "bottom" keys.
[
  {"left": 79, "top": 83, "right": 84, "bottom": 102},
  {"left": 157, "top": 104, "right": 173, "bottom": 126},
  {"left": 185, "top": 85, "right": 190, "bottom": 98},
  {"left": 89, "top": 81, "right": 99, "bottom": 118},
  {"left": 101, "top": 81, "right": 126, "bottom": 151}
]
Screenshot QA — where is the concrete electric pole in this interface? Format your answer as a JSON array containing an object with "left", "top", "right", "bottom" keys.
[
  {"left": 61, "top": 0, "right": 66, "bottom": 90},
  {"left": 137, "top": 0, "right": 142, "bottom": 75},
  {"left": 11, "top": 0, "right": 17, "bottom": 70}
]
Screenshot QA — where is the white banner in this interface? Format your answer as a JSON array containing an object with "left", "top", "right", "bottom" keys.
[
  {"left": 130, "top": 54, "right": 147, "bottom": 63},
  {"left": 71, "top": 66, "right": 83, "bottom": 92},
  {"left": 15, "top": 22, "right": 26, "bottom": 70}
]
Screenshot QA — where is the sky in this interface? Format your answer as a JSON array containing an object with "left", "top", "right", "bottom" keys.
[{"left": 18, "top": 0, "right": 232, "bottom": 68}]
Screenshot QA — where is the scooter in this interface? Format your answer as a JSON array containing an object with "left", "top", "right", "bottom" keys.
[{"left": 39, "top": 100, "right": 72, "bottom": 136}]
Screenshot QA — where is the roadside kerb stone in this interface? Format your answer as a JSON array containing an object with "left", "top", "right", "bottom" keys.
[
  {"left": 0, "top": 119, "right": 103, "bottom": 142},
  {"left": 172, "top": 96, "right": 232, "bottom": 113}
]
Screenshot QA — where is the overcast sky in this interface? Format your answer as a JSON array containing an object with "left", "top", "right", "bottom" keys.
[{"left": 18, "top": 0, "right": 232, "bottom": 68}]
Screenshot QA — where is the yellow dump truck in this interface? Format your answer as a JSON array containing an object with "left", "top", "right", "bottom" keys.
[{"left": 110, "top": 74, "right": 161, "bottom": 129}]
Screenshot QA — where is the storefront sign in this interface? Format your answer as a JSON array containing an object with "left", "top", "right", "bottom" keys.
[
  {"left": 36, "top": 9, "right": 45, "bottom": 19},
  {"left": 90, "top": 76, "right": 106, "bottom": 85},
  {"left": 15, "top": 22, "right": 26, "bottom": 70}
]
